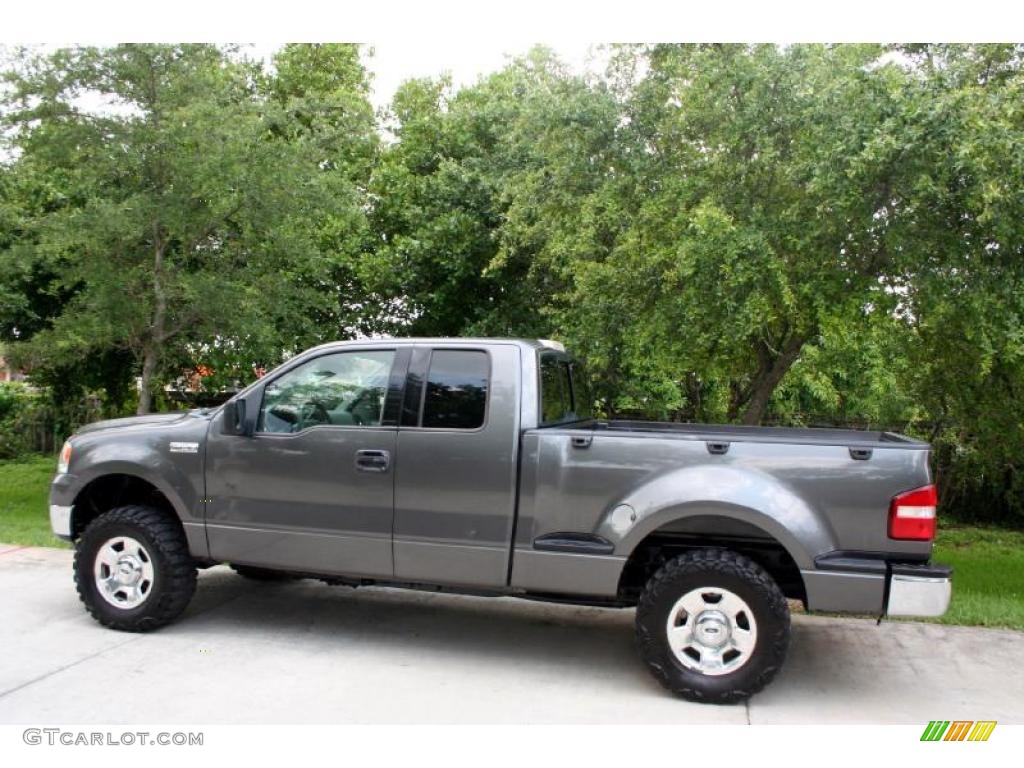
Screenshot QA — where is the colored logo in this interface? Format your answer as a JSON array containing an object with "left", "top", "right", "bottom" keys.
[{"left": 921, "top": 721, "right": 997, "bottom": 741}]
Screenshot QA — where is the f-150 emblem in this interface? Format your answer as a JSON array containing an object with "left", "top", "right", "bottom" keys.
[{"left": 168, "top": 441, "right": 199, "bottom": 454}]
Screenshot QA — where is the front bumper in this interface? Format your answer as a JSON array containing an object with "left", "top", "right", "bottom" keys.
[
  {"left": 886, "top": 562, "right": 952, "bottom": 617},
  {"left": 49, "top": 472, "right": 80, "bottom": 542},
  {"left": 49, "top": 504, "right": 74, "bottom": 541}
]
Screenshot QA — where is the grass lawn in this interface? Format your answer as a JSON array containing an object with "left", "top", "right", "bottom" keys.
[
  {"left": 928, "top": 525, "right": 1024, "bottom": 631},
  {"left": 0, "top": 456, "right": 1021, "bottom": 629},
  {"left": 0, "top": 455, "right": 69, "bottom": 548}
]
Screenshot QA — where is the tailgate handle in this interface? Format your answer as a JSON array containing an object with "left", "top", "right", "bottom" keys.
[
  {"left": 571, "top": 435, "right": 593, "bottom": 449},
  {"left": 706, "top": 441, "right": 730, "bottom": 455},
  {"left": 849, "top": 447, "right": 873, "bottom": 461}
]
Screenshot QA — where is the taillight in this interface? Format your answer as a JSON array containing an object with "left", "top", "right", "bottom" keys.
[{"left": 888, "top": 484, "right": 938, "bottom": 541}]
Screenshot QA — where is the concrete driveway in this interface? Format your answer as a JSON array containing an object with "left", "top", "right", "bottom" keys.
[{"left": 1, "top": 544, "right": 1021, "bottom": 724}]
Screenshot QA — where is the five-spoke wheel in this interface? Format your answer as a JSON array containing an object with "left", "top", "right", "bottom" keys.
[
  {"left": 74, "top": 505, "right": 196, "bottom": 632},
  {"left": 665, "top": 587, "right": 758, "bottom": 676},
  {"left": 636, "top": 548, "right": 790, "bottom": 703},
  {"left": 93, "top": 535, "right": 155, "bottom": 609}
]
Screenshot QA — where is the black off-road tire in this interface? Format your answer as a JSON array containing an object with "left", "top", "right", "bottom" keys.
[
  {"left": 230, "top": 564, "right": 297, "bottom": 582},
  {"left": 74, "top": 505, "right": 197, "bottom": 632},
  {"left": 635, "top": 548, "right": 790, "bottom": 704}
]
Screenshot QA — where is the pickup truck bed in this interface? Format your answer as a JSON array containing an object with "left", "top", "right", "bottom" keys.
[{"left": 513, "top": 414, "right": 934, "bottom": 613}]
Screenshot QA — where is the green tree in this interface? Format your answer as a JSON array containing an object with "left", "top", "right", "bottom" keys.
[
  {"left": 0, "top": 44, "right": 374, "bottom": 412},
  {"left": 889, "top": 45, "right": 1024, "bottom": 520},
  {"left": 267, "top": 44, "right": 382, "bottom": 337},
  {"left": 535, "top": 44, "right": 925, "bottom": 423},
  {"left": 2, "top": 42, "right": 1023, "bottom": 525},
  {"left": 366, "top": 49, "right": 619, "bottom": 338}
]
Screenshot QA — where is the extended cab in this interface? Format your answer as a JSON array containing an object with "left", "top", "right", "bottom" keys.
[{"left": 50, "top": 338, "right": 951, "bottom": 702}]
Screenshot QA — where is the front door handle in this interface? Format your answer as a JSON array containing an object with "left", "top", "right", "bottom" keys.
[{"left": 355, "top": 449, "right": 391, "bottom": 473}]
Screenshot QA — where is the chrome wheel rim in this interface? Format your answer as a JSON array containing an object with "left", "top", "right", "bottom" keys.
[
  {"left": 93, "top": 536, "right": 155, "bottom": 609},
  {"left": 665, "top": 587, "right": 758, "bottom": 676}
]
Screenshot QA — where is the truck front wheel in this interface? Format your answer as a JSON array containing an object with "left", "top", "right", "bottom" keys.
[
  {"left": 74, "top": 505, "right": 197, "bottom": 632},
  {"left": 635, "top": 548, "right": 790, "bottom": 704}
]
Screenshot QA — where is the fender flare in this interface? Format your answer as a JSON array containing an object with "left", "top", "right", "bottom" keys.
[
  {"left": 595, "top": 464, "right": 836, "bottom": 570},
  {"left": 70, "top": 455, "right": 198, "bottom": 530}
]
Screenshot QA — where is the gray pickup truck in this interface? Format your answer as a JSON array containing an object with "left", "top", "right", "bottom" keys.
[{"left": 49, "top": 338, "right": 951, "bottom": 703}]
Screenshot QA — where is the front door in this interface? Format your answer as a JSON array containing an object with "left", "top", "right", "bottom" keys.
[{"left": 205, "top": 347, "right": 404, "bottom": 577}]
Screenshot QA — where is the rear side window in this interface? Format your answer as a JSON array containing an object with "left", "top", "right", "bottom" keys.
[
  {"left": 421, "top": 350, "right": 489, "bottom": 429},
  {"left": 540, "top": 353, "right": 572, "bottom": 424},
  {"left": 540, "top": 351, "right": 594, "bottom": 425},
  {"left": 569, "top": 362, "right": 594, "bottom": 421}
]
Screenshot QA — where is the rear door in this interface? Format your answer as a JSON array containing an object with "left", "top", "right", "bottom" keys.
[
  {"left": 393, "top": 343, "right": 521, "bottom": 588},
  {"left": 205, "top": 346, "right": 408, "bottom": 577}
]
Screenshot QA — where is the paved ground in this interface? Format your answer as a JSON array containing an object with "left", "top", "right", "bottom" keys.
[{"left": 1, "top": 543, "right": 1022, "bottom": 724}]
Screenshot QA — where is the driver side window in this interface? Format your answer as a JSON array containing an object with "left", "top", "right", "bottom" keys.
[{"left": 256, "top": 350, "right": 395, "bottom": 434}]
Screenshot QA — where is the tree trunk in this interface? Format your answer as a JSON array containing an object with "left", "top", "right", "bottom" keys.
[
  {"left": 737, "top": 333, "right": 807, "bottom": 426},
  {"left": 138, "top": 227, "right": 167, "bottom": 415},
  {"left": 137, "top": 345, "right": 158, "bottom": 415}
]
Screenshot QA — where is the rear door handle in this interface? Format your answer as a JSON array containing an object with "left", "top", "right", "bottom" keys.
[
  {"left": 355, "top": 449, "right": 391, "bottom": 473},
  {"left": 571, "top": 435, "right": 593, "bottom": 449}
]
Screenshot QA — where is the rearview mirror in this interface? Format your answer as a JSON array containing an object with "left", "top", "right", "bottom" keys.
[{"left": 221, "top": 399, "right": 250, "bottom": 436}]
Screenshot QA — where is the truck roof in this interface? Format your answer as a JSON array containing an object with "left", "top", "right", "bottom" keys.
[{"left": 303, "top": 337, "right": 565, "bottom": 354}]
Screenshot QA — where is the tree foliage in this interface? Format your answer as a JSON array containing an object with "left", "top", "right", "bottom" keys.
[
  {"left": 0, "top": 44, "right": 375, "bottom": 412},
  {"left": 2, "top": 43, "right": 1023, "bottom": 524}
]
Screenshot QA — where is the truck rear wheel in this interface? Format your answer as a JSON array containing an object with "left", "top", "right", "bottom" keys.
[
  {"left": 635, "top": 548, "right": 790, "bottom": 704},
  {"left": 74, "top": 505, "right": 197, "bottom": 632}
]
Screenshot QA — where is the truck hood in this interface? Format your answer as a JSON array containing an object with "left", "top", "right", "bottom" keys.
[{"left": 76, "top": 411, "right": 206, "bottom": 436}]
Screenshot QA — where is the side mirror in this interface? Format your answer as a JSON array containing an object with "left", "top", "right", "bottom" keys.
[{"left": 221, "top": 398, "right": 251, "bottom": 436}]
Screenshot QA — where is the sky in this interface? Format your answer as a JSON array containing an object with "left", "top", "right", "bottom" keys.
[
  {"left": 2, "top": 41, "right": 609, "bottom": 113},
  {"left": 245, "top": 42, "right": 609, "bottom": 111},
  {"left": 0, "top": 41, "right": 609, "bottom": 144}
]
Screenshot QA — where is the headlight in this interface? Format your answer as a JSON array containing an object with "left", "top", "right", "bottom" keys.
[{"left": 57, "top": 440, "right": 73, "bottom": 475}]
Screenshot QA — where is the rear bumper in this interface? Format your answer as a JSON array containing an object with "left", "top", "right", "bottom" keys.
[
  {"left": 803, "top": 554, "right": 952, "bottom": 617},
  {"left": 886, "top": 563, "right": 952, "bottom": 617}
]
